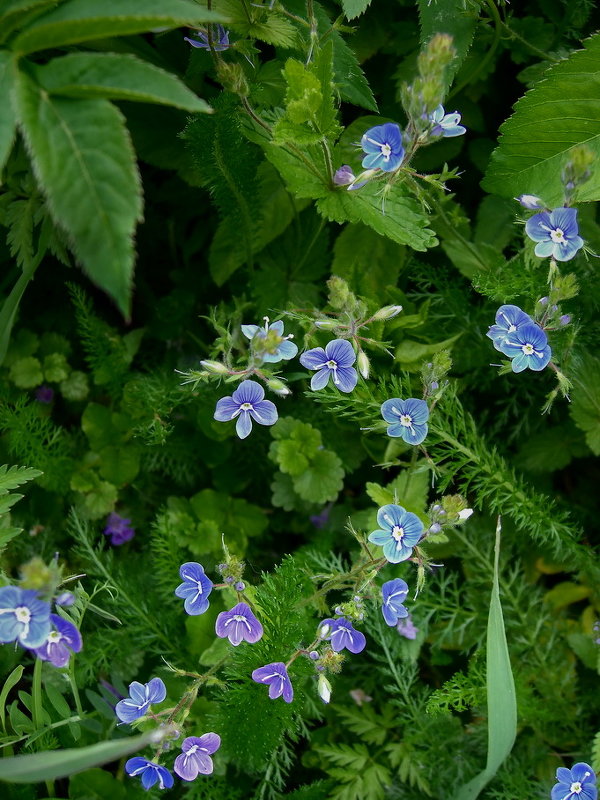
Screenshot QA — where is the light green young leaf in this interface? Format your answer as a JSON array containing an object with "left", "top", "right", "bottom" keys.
[
  {"left": 36, "top": 53, "right": 211, "bottom": 113},
  {"left": 0, "top": 52, "right": 17, "bottom": 176},
  {"left": 0, "top": 464, "right": 42, "bottom": 494},
  {"left": 11, "top": 0, "right": 227, "bottom": 55},
  {"left": 482, "top": 34, "right": 600, "bottom": 205},
  {"left": 340, "top": 0, "right": 372, "bottom": 21},
  {"left": 453, "top": 518, "right": 517, "bottom": 800},
  {"left": 317, "top": 183, "right": 438, "bottom": 251},
  {"left": 15, "top": 72, "right": 142, "bottom": 317},
  {"left": 417, "top": 0, "right": 478, "bottom": 90},
  {"left": 0, "top": 730, "right": 161, "bottom": 783}
]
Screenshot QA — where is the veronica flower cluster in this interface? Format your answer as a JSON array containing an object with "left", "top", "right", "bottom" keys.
[
  {"left": 0, "top": 584, "right": 82, "bottom": 668},
  {"left": 518, "top": 199, "right": 584, "bottom": 262},
  {"left": 486, "top": 304, "right": 552, "bottom": 373}
]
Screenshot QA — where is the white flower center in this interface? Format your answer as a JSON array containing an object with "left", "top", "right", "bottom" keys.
[
  {"left": 380, "top": 143, "right": 391, "bottom": 158},
  {"left": 392, "top": 525, "right": 404, "bottom": 544},
  {"left": 326, "top": 360, "right": 337, "bottom": 369},
  {"left": 570, "top": 782, "right": 582, "bottom": 794},
  {"left": 550, "top": 227, "right": 565, "bottom": 243},
  {"left": 400, "top": 414, "right": 413, "bottom": 427},
  {"left": 187, "top": 744, "right": 198, "bottom": 756},
  {"left": 240, "top": 402, "right": 253, "bottom": 411},
  {"left": 15, "top": 607, "right": 31, "bottom": 624},
  {"left": 48, "top": 631, "right": 61, "bottom": 643},
  {"left": 522, "top": 343, "right": 535, "bottom": 355}
]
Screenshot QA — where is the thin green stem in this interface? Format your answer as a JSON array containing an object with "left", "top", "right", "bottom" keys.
[
  {"left": 69, "top": 658, "right": 84, "bottom": 718},
  {"left": 498, "top": 18, "right": 561, "bottom": 63},
  {"left": 32, "top": 657, "right": 44, "bottom": 731}
]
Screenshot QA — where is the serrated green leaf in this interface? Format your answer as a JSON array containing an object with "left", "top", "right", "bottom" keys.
[
  {"left": 317, "top": 183, "right": 438, "bottom": 251},
  {"left": 330, "top": 27, "right": 377, "bottom": 112},
  {"left": 570, "top": 354, "right": 600, "bottom": 455},
  {"left": 0, "top": 730, "right": 160, "bottom": 783},
  {"left": 340, "top": 0, "right": 372, "bottom": 21},
  {"left": 482, "top": 34, "right": 600, "bottom": 205},
  {"left": 9, "top": 356, "right": 43, "bottom": 388},
  {"left": 263, "top": 143, "right": 329, "bottom": 200},
  {"left": 0, "top": 52, "right": 17, "bottom": 175},
  {"left": 11, "top": 0, "right": 226, "bottom": 55},
  {"left": 36, "top": 53, "right": 211, "bottom": 113},
  {"left": 331, "top": 223, "right": 405, "bottom": 300},
  {"left": 417, "top": 0, "right": 478, "bottom": 90},
  {"left": 0, "top": 0, "right": 56, "bottom": 45},
  {"left": 15, "top": 72, "right": 142, "bottom": 316}
]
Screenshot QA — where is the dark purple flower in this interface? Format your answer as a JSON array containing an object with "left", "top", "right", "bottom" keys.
[
  {"left": 32, "top": 613, "right": 82, "bottom": 667},
  {"left": 251, "top": 662, "right": 294, "bottom": 703},
  {"left": 214, "top": 380, "right": 278, "bottom": 439},
  {"left": 310, "top": 504, "right": 332, "bottom": 529},
  {"left": 103, "top": 512, "right": 135, "bottom": 546},
  {"left": 299, "top": 339, "right": 358, "bottom": 393},
  {"left": 381, "top": 579, "right": 409, "bottom": 627},
  {"left": 35, "top": 385, "right": 54, "bottom": 404},
  {"left": 184, "top": 25, "right": 229, "bottom": 51},
  {"left": 396, "top": 614, "right": 419, "bottom": 640},
  {"left": 215, "top": 602, "right": 263, "bottom": 646},
  {"left": 115, "top": 677, "right": 166, "bottom": 723},
  {"left": 551, "top": 762, "right": 596, "bottom": 800},
  {"left": 125, "top": 758, "right": 174, "bottom": 790},
  {"left": 174, "top": 733, "right": 221, "bottom": 781},
  {"left": 318, "top": 617, "right": 366, "bottom": 654},
  {"left": 175, "top": 562, "right": 213, "bottom": 615}
]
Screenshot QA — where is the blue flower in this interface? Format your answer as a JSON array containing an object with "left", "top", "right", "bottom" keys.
[
  {"left": 0, "top": 586, "right": 51, "bottom": 649},
  {"left": 429, "top": 105, "right": 466, "bottom": 137},
  {"left": 103, "top": 512, "right": 135, "bottom": 546},
  {"left": 551, "top": 762, "right": 597, "bottom": 800},
  {"left": 174, "top": 733, "right": 221, "bottom": 781},
  {"left": 33, "top": 614, "right": 82, "bottom": 668},
  {"left": 360, "top": 123, "right": 404, "bottom": 172},
  {"left": 214, "top": 380, "right": 278, "bottom": 439},
  {"left": 381, "top": 579, "right": 409, "bottom": 627},
  {"left": 115, "top": 677, "right": 166, "bottom": 723},
  {"left": 525, "top": 207, "right": 584, "bottom": 261},
  {"left": 184, "top": 25, "right": 229, "bottom": 51},
  {"left": 299, "top": 339, "right": 358, "bottom": 393},
  {"left": 317, "top": 617, "right": 366, "bottom": 654},
  {"left": 380, "top": 398, "right": 429, "bottom": 445},
  {"left": 368, "top": 504, "right": 424, "bottom": 563},
  {"left": 251, "top": 662, "right": 294, "bottom": 702},
  {"left": 215, "top": 602, "right": 263, "bottom": 646},
  {"left": 486, "top": 305, "right": 533, "bottom": 351},
  {"left": 125, "top": 758, "right": 174, "bottom": 791},
  {"left": 241, "top": 319, "right": 298, "bottom": 363},
  {"left": 175, "top": 562, "right": 213, "bottom": 615},
  {"left": 496, "top": 323, "right": 552, "bottom": 372}
]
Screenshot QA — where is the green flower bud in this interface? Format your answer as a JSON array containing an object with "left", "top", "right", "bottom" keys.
[
  {"left": 314, "top": 319, "right": 338, "bottom": 330},
  {"left": 266, "top": 378, "right": 291, "bottom": 397},
  {"left": 200, "top": 360, "right": 229, "bottom": 375},
  {"left": 357, "top": 351, "right": 370, "bottom": 380},
  {"left": 372, "top": 305, "right": 403, "bottom": 321}
]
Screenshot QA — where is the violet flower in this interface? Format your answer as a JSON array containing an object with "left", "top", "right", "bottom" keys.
[{"left": 215, "top": 602, "right": 263, "bottom": 646}]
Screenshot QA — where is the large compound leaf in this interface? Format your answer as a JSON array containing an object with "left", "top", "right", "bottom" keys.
[
  {"left": 15, "top": 72, "right": 142, "bottom": 316},
  {"left": 417, "top": 0, "right": 478, "bottom": 90},
  {"left": 11, "top": 0, "right": 226, "bottom": 55},
  {"left": 0, "top": 52, "right": 17, "bottom": 175},
  {"left": 482, "top": 34, "right": 600, "bottom": 205},
  {"left": 36, "top": 52, "right": 211, "bottom": 112}
]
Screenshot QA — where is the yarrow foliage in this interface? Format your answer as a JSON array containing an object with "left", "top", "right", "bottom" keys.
[
  {"left": 299, "top": 339, "right": 358, "bottom": 393},
  {"left": 251, "top": 662, "right": 294, "bottom": 703},
  {"left": 381, "top": 397, "right": 429, "bottom": 445},
  {"left": 214, "top": 380, "right": 278, "bottom": 439},
  {"left": 360, "top": 123, "right": 404, "bottom": 172},
  {"left": 175, "top": 562, "right": 213, "bottom": 615},
  {"left": 115, "top": 677, "right": 167, "bottom": 723},
  {"left": 368, "top": 504, "right": 424, "bottom": 563},
  {"left": 525, "top": 207, "right": 584, "bottom": 261}
]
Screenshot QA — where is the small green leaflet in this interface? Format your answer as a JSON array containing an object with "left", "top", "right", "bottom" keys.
[
  {"left": 15, "top": 72, "right": 142, "bottom": 316},
  {"left": 341, "top": 0, "right": 373, "bottom": 21},
  {"left": 452, "top": 517, "right": 517, "bottom": 800},
  {"left": 11, "top": 0, "right": 227, "bottom": 55},
  {"left": 36, "top": 53, "right": 211, "bottom": 113},
  {"left": 482, "top": 33, "right": 600, "bottom": 205}
]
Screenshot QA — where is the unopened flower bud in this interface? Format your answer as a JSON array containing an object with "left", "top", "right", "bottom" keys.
[
  {"left": 234, "top": 581, "right": 245, "bottom": 591},
  {"left": 357, "top": 351, "right": 370, "bottom": 379},
  {"left": 538, "top": 296, "right": 549, "bottom": 306},
  {"left": 428, "top": 523, "right": 442, "bottom": 534},
  {"left": 430, "top": 381, "right": 439, "bottom": 391},
  {"left": 218, "top": 563, "right": 227, "bottom": 572},
  {"left": 314, "top": 319, "right": 338, "bottom": 330},
  {"left": 317, "top": 674, "right": 332, "bottom": 704},
  {"left": 333, "top": 165, "right": 355, "bottom": 186},
  {"left": 516, "top": 194, "right": 544, "bottom": 210},
  {"left": 225, "top": 576, "right": 235, "bottom": 584},
  {"left": 458, "top": 508, "right": 473, "bottom": 521},
  {"left": 200, "top": 360, "right": 229, "bottom": 375},
  {"left": 372, "top": 304, "right": 403, "bottom": 322},
  {"left": 267, "top": 377, "right": 291, "bottom": 397},
  {"left": 55, "top": 591, "right": 75, "bottom": 606},
  {"left": 559, "top": 314, "right": 571, "bottom": 326},
  {"left": 309, "top": 650, "right": 320, "bottom": 660},
  {"left": 318, "top": 622, "right": 331, "bottom": 639},
  {"left": 334, "top": 606, "right": 344, "bottom": 616}
]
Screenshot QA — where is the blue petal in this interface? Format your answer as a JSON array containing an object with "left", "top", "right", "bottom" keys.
[
  {"left": 335, "top": 366, "right": 358, "bottom": 393},
  {"left": 554, "top": 236, "right": 584, "bottom": 261},
  {"left": 402, "top": 398, "right": 429, "bottom": 424},
  {"left": 525, "top": 211, "right": 553, "bottom": 242},
  {"left": 241, "top": 324, "right": 260, "bottom": 340},
  {"left": 527, "top": 344, "right": 552, "bottom": 371},
  {"left": 441, "top": 124, "right": 466, "bottom": 137},
  {"left": 549, "top": 207, "right": 578, "bottom": 237},
  {"left": 310, "top": 368, "right": 331, "bottom": 391},
  {"left": 116, "top": 698, "right": 146, "bottom": 723},
  {"left": 141, "top": 767, "right": 158, "bottom": 790},
  {"left": 368, "top": 529, "right": 391, "bottom": 546},
  {"left": 277, "top": 339, "right": 298, "bottom": 360},
  {"left": 325, "top": 339, "right": 356, "bottom": 367},
  {"left": 299, "top": 347, "right": 327, "bottom": 370},
  {"left": 382, "top": 603, "right": 399, "bottom": 626},
  {"left": 269, "top": 320, "right": 285, "bottom": 336},
  {"left": 377, "top": 504, "right": 405, "bottom": 530},
  {"left": 570, "top": 763, "right": 596, "bottom": 784},
  {"left": 250, "top": 399, "right": 278, "bottom": 426},
  {"left": 126, "top": 757, "right": 150, "bottom": 776},
  {"left": 385, "top": 422, "right": 406, "bottom": 438},
  {"left": 0, "top": 615, "right": 20, "bottom": 643},
  {"left": 236, "top": 411, "right": 253, "bottom": 439},
  {"left": 382, "top": 539, "right": 412, "bottom": 563},
  {"left": 146, "top": 678, "right": 166, "bottom": 704},
  {"left": 381, "top": 398, "right": 402, "bottom": 423},
  {"left": 20, "top": 616, "right": 51, "bottom": 649},
  {"left": 534, "top": 240, "right": 554, "bottom": 258},
  {"left": 495, "top": 305, "right": 532, "bottom": 329},
  {"left": 380, "top": 150, "right": 404, "bottom": 172},
  {"left": 362, "top": 152, "right": 384, "bottom": 170},
  {"left": 128, "top": 681, "right": 147, "bottom": 705},
  {"left": 510, "top": 353, "right": 529, "bottom": 373},
  {"left": 214, "top": 396, "right": 239, "bottom": 422},
  {"left": 233, "top": 380, "right": 264, "bottom": 405},
  {"left": 402, "top": 422, "right": 428, "bottom": 445}
]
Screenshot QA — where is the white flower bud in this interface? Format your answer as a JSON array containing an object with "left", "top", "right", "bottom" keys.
[
  {"left": 314, "top": 319, "right": 338, "bottom": 330},
  {"left": 199, "top": 360, "right": 229, "bottom": 375},
  {"left": 317, "top": 674, "right": 332, "bottom": 704},
  {"left": 357, "top": 351, "right": 370, "bottom": 379},
  {"left": 267, "top": 378, "right": 291, "bottom": 397},
  {"left": 318, "top": 622, "right": 331, "bottom": 639},
  {"left": 372, "top": 305, "right": 403, "bottom": 321},
  {"left": 458, "top": 508, "right": 473, "bottom": 521}
]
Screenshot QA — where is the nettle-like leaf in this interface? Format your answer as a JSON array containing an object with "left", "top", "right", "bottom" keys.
[
  {"left": 331, "top": 223, "right": 406, "bottom": 300},
  {"left": 482, "top": 33, "right": 600, "bottom": 205},
  {"left": 35, "top": 52, "right": 211, "bottom": 113},
  {"left": 417, "top": 0, "right": 478, "bottom": 90},
  {"left": 10, "top": 0, "right": 226, "bottom": 55},
  {"left": 216, "top": 0, "right": 297, "bottom": 47},
  {"left": 0, "top": 52, "right": 17, "bottom": 174},
  {"left": 570, "top": 354, "right": 600, "bottom": 455},
  {"left": 15, "top": 71, "right": 143, "bottom": 316},
  {"left": 340, "top": 0, "right": 373, "bottom": 21}
]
